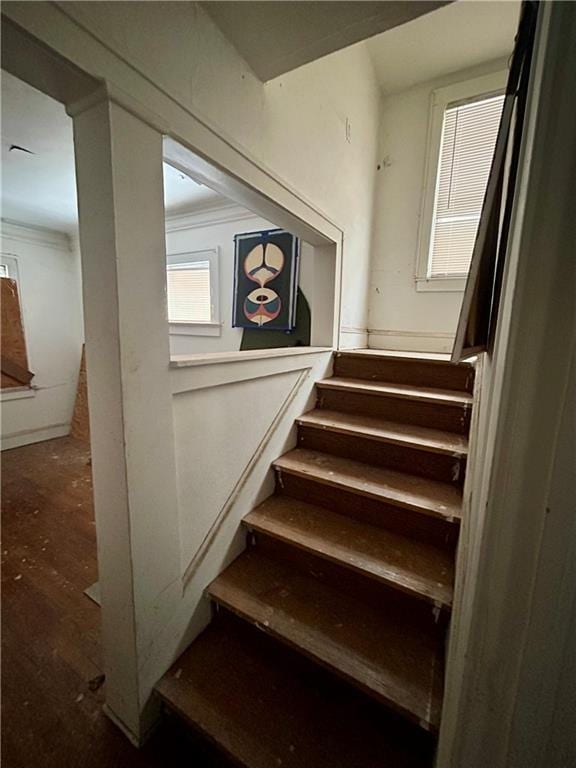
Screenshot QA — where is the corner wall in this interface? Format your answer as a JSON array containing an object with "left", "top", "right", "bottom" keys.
[
  {"left": 367, "top": 59, "right": 508, "bottom": 353},
  {"left": 53, "top": 1, "right": 382, "bottom": 349},
  {"left": 1, "top": 221, "right": 84, "bottom": 449}
]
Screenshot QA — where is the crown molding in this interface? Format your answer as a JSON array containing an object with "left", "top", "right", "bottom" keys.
[
  {"left": 0, "top": 219, "right": 72, "bottom": 251},
  {"left": 164, "top": 202, "right": 265, "bottom": 233}
]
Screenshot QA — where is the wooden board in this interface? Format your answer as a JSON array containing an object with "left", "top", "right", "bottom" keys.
[
  {"left": 297, "top": 409, "right": 469, "bottom": 456},
  {"left": 317, "top": 377, "right": 473, "bottom": 405},
  {"left": 334, "top": 351, "right": 475, "bottom": 392},
  {"left": 208, "top": 549, "right": 445, "bottom": 730},
  {"left": 70, "top": 346, "right": 90, "bottom": 443},
  {"left": 274, "top": 449, "right": 463, "bottom": 522},
  {"left": 296, "top": 412, "right": 466, "bottom": 485},
  {"left": 316, "top": 379, "right": 471, "bottom": 434},
  {"left": 157, "top": 614, "right": 435, "bottom": 768},
  {"left": 1, "top": 277, "right": 31, "bottom": 389},
  {"left": 244, "top": 495, "right": 454, "bottom": 607}
]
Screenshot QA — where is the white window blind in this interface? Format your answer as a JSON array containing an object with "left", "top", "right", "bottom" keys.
[
  {"left": 428, "top": 93, "right": 505, "bottom": 279},
  {"left": 167, "top": 261, "right": 212, "bottom": 323}
]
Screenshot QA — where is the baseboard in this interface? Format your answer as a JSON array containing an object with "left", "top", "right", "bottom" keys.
[
  {"left": 368, "top": 329, "right": 455, "bottom": 354},
  {"left": 340, "top": 326, "right": 368, "bottom": 349},
  {"left": 1, "top": 423, "right": 70, "bottom": 451}
]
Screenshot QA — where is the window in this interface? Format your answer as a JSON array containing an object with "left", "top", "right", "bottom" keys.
[
  {"left": 166, "top": 249, "right": 220, "bottom": 335},
  {"left": 417, "top": 72, "right": 506, "bottom": 291}
]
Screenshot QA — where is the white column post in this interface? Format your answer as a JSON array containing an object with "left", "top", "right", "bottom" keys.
[{"left": 70, "top": 94, "right": 181, "bottom": 741}]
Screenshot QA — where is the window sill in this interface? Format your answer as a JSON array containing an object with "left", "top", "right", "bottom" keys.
[
  {"left": 169, "top": 322, "right": 222, "bottom": 337},
  {"left": 415, "top": 278, "right": 466, "bottom": 293},
  {"left": 1, "top": 386, "right": 36, "bottom": 402}
]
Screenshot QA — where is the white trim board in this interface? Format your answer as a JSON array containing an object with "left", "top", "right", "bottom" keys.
[
  {"left": 368, "top": 329, "right": 454, "bottom": 354},
  {"left": 165, "top": 202, "right": 261, "bottom": 234},
  {"left": 1, "top": 219, "right": 73, "bottom": 251},
  {"left": 1, "top": 423, "right": 70, "bottom": 451}
]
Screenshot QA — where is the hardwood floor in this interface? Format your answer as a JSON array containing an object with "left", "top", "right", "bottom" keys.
[{"left": 1, "top": 437, "right": 227, "bottom": 768}]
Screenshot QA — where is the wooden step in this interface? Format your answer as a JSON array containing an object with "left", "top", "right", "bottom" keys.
[
  {"left": 276, "top": 472, "right": 460, "bottom": 547},
  {"left": 208, "top": 549, "right": 444, "bottom": 730},
  {"left": 244, "top": 496, "right": 454, "bottom": 608},
  {"left": 334, "top": 351, "right": 475, "bottom": 393},
  {"left": 318, "top": 378, "right": 473, "bottom": 406},
  {"left": 274, "top": 449, "right": 462, "bottom": 523},
  {"left": 297, "top": 409, "right": 467, "bottom": 484},
  {"left": 297, "top": 410, "right": 468, "bottom": 456},
  {"left": 317, "top": 378, "right": 471, "bottom": 433},
  {"left": 156, "top": 614, "right": 435, "bottom": 768}
]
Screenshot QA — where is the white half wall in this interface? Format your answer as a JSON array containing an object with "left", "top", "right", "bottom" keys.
[
  {"left": 368, "top": 59, "right": 509, "bottom": 353},
  {"left": 165, "top": 349, "right": 333, "bottom": 681},
  {"left": 1, "top": 221, "right": 84, "bottom": 450}
]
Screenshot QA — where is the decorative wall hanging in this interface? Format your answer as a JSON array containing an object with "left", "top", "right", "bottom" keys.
[{"left": 232, "top": 229, "right": 299, "bottom": 331}]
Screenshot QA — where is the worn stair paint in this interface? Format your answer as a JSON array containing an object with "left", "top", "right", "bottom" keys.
[
  {"left": 208, "top": 549, "right": 444, "bottom": 730},
  {"left": 244, "top": 495, "right": 454, "bottom": 607},
  {"left": 156, "top": 351, "right": 476, "bottom": 765},
  {"left": 157, "top": 614, "right": 436, "bottom": 768}
]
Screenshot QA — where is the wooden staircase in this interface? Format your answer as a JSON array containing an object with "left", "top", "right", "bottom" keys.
[{"left": 156, "top": 350, "right": 475, "bottom": 767}]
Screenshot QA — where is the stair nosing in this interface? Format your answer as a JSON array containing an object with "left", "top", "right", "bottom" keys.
[
  {"left": 243, "top": 499, "right": 453, "bottom": 608},
  {"left": 317, "top": 377, "right": 473, "bottom": 406},
  {"left": 296, "top": 410, "right": 468, "bottom": 457},
  {"left": 274, "top": 449, "right": 462, "bottom": 523}
]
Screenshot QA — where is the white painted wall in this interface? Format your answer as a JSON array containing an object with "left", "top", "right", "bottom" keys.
[
  {"left": 368, "top": 59, "right": 509, "bottom": 353},
  {"left": 45, "top": 1, "right": 382, "bottom": 349},
  {"left": 166, "top": 204, "right": 315, "bottom": 356},
  {"left": 168, "top": 349, "right": 332, "bottom": 678},
  {"left": 0, "top": 221, "right": 84, "bottom": 449}
]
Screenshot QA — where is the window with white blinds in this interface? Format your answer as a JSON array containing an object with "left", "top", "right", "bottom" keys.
[
  {"left": 166, "top": 250, "right": 219, "bottom": 325},
  {"left": 428, "top": 93, "right": 504, "bottom": 279}
]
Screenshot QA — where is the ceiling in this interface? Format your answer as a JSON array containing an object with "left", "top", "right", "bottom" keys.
[
  {"left": 1, "top": 71, "right": 223, "bottom": 236},
  {"left": 366, "top": 1, "right": 521, "bottom": 94},
  {"left": 203, "top": 1, "right": 448, "bottom": 81}
]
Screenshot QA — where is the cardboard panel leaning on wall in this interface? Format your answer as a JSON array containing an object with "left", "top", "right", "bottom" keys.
[{"left": 0, "top": 223, "right": 84, "bottom": 450}]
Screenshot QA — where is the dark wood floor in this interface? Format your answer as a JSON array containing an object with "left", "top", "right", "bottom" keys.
[{"left": 1, "top": 436, "right": 228, "bottom": 768}]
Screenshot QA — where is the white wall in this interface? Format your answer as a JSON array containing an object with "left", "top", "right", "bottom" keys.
[
  {"left": 1, "top": 221, "right": 84, "bottom": 449},
  {"left": 167, "top": 348, "right": 333, "bottom": 684},
  {"left": 44, "top": 1, "right": 382, "bottom": 349},
  {"left": 368, "top": 59, "right": 508, "bottom": 353}
]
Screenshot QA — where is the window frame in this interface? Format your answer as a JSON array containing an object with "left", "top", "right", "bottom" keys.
[
  {"left": 415, "top": 71, "right": 507, "bottom": 293},
  {"left": 166, "top": 247, "right": 221, "bottom": 337}
]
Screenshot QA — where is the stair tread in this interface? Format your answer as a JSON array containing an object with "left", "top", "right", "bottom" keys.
[
  {"left": 274, "top": 448, "right": 462, "bottom": 522},
  {"left": 297, "top": 409, "right": 468, "bottom": 455},
  {"left": 244, "top": 495, "right": 454, "bottom": 607},
  {"left": 156, "top": 616, "right": 435, "bottom": 768},
  {"left": 336, "top": 350, "right": 470, "bottom": 364},
  {"left": 208, "top": 549, "right": 444, "bottom": 729},
  {"left": 318, "top": 377, "right": 472, "bottom": 404}
]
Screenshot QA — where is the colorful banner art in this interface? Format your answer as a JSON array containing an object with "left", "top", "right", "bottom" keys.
[{"left": 232, "top": 229, "right": 299, "bottom": 331}]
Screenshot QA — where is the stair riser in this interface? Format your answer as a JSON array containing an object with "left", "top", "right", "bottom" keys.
[
  {"left": 318, "top": 388, "right": 471, "bottom": 434},
  {"left": 275, "top": 472, "right": 459, "bottom": 549},
  {"left": 246, "top": 528, "right": 454, "bottom": 613},
  {"left": 297, "top": 426, "right": 466, "bottom": 485},
  {"left": 334, "top": 355, "right": 474, "bottom": 393}
]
